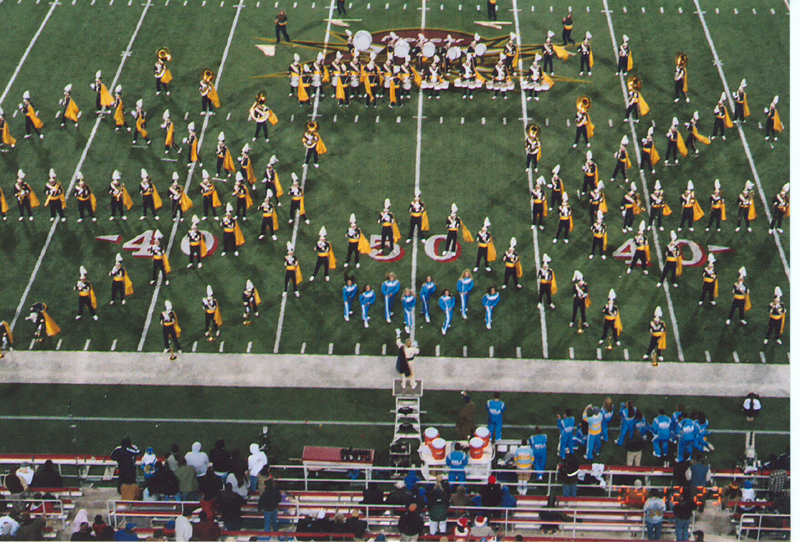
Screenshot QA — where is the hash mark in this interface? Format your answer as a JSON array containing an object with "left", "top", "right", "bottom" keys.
[
  {"left": 247, "top": 341, "right": 252, "bottom": 353},
  {"left": 328, "top": 342, "right": 333, "bottom": 354},
  {"left": 300, "top": 342, "right": 306, "bottom": 353},
  {"left": 733, "top": 351, "right": 740, "bottom": 363},
  {"left": 111, "top": 339, "right": 117, "bottom": 351},
  {"left": 436, "top": 344, "right": 440, "bottom": 357}
]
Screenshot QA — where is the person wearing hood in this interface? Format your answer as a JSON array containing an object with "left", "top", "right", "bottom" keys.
[
  {"left": 32, "top": 459, "right": 62, "bottom": 488},
  {"left": 248, "top": 443, "right": 268, "bottom": 491},
  {"left": 185, "top": 442, "right": 209, "bottom": 483},
  {"left": 141, "top": 447, "right": 158, "bottom": 481}
]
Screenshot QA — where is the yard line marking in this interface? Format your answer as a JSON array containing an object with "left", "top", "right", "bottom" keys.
[
  {"left": 382, "top": 343, "right": 387, "bottom": 355},
  {"left": 705, "top": 350, "right": 711, "bottom": 362},
  {"left": 56, "top": 339, "right": 63, "bottom": 350},
  {"left": 760, "top": 352, "right": 766, "bottom": 363},
  {"left": 733, "top": 351, "right": 740, "bottom": 363},
  {"left": 511, "top": 0, "right": 547, "bottom": 359},
  {"left": 219, "top": 341, "right": 224, "bottom": 352},
  {"left": 623, "top": 348, "right": 629, "bottom": 360},
  {"left": 354, "top": 114, "right": 358, "bottom": 123},
  {"left": 569, "top": 347, "right": 574, "bottom": 359},
  {"left": 328, "top": 342, "right": 334, "bottom": 354},
  {"left": 273, "top": 0, "right": 336, "bottom": 354},
  {"left": 226, "top": 112, "right": 231, "bottom": 121},
  {"left": 692, "top": 0, "right": 790, "bottom": 282},
  {"left": 603, "top": 0, "right": 684, "bottom": 362},
  {"left": 396, "top": 116, "right": 401, "bottom": 123},
  {"left": 0, "top": 0, "right": 59, "bottom": 107},
  {"left": 597, "top": 348, "right": 602, "bottom": 360},
  {"left": 138, "top": 1, "right": 245, "bottom": 350},
  {"left": 83, "top": 339, "right": 91, "bottom": 351},
  {"left": 784, "top": 0, "right": 789, "bottom": 11},
  {"left": 516, "top": 346, "right": 521, "bottom": 358},
  {"left": 375, "top": 115, "right": 380, "bottom": 123},
  {"left": 192, "top": 341, "right": 198, "bottom": 352},
  {"left": 247, "top": 341, "right": 252, "bottom": 353},
  {"left": 300, "top": 342, "right": 306, "bottom": 354},
  {"left": 110, "top": 339, "right": 117, "bottom": 351},
  {"left": 11, "top": 1, "right": 152, "bottom": 333},
  {"left": 489, "top": 346, "right": 494, "bottom": 358},
  {"left": 355, "top": 343, "right": 360, "bottom": 355},
  {"left": 435, "top": 344, "right": 440, "bottom": 357},
  {"left": 462, "top": 346, "right": 467, "bottom": 357}
]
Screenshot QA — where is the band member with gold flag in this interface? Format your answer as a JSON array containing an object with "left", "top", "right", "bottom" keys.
[
  {"left": 736, "top": 181, "right": 756, "bottom": 233},
  {"left": 554, "top": 193, "right": 573, "bottom": 244},
  {"left": 580, "top": 151, "right": 598, "bottom": 197},
  {"left": 570, "top": 270, "right": 590, "bottom": 331},
  {"left": 621, "top": 182, "right": 639, "bottom": 233},
  {"left": 344, "top": 214, "right": 368, "bottom": 268},
  {"left": 627, "top": 221, "right": 650, "bottom": 275},
  {"left": 203, "top": 285, "right": 222, "bottom": 340},
  {"left": 221, "top": 203, "right": 244, "bottom": 256},
  {"left": 764, "top": 287, "right": 786, "bottom": 345},
  {"left": 75, "top": 266, "right": 99, "bottom": 321},
  {"left": 712, "top": 92, "right": 732, "bottom": 141},
  {"left": 139, "top": 169, "right": 161, "bottom": 220},
  {"left": 14, "top": 170, "right": 38, "bottom": 221},
  {"left": 648, "top": 180, "right": 666, "bottom": 231},
  {"left": 160, "top": 110, "right": 180, "bottom": 154},
  {"left": 664, "top": 117, "right": 687, "bottom": 165},
  {"left": 238, "top": 144, "right": 257, "bottom": 191},
  {"left": 109, "top": 170, "right": 130, "bottom": 221},
  {"left": 283, "top": 242, "right": 302, "bottom": 297},
  {"left": 199, "top": 71, "right": 220, "bottom": 114},
  {"left": 673, "top": 59, "right": 689, "bottom": 103},
  {"left": 27, "top": 302, "right": 60, "bottom": 342},
  {"left": 624, "top": 80, "right": 641, "bottom": 122},
  {"left": 678, "top": 180, "right": 701, "bottom": 232},
  {"left": 132, "top": 99, "right": 151, "bottom": 145},
  {"left": 726, "top": 267, "right": 750, "bottom": 326},
  {"left": 542, "top": 32, "right": 557, "bottom": 75},
  {"left": 616, "top": 35, "right": 631, "bottom": 76},
  {"left": 474, "top": 217, "right": 496, "bottom": 273},
  {"left": 0, "top": 108, "right": 16, "bottom": 149},
  {"left": 216, "top": 132, "right": 236, "bottom": 178},
  {"left": 769, "top": 183, "right": 789, "bottom": 235},
  {"left": 644, "top": 307, "right": 667, "bottom": 364},
  {"left": 579, "top": 32, "right": 593, "bottom": 76},
  {"left": 310, "top": 226, "right": 336, "bottom": 282},
  {"left": 407, "top": 189, "right": 428, "bottom": 243},
  {"left": 297, "top": 62, "right": 313, "bottom": 105},
  {"left": 588, "top": 179, "right": 608, "bottom": 223},
  {"left": 113, "top": 86, "right": 129, "bottom": 132},
  {"left": 243, "top": 280, "right": 261, "bottom": 323},
  {"left": 537, "top": 254, "right": 557, "bottom": 310},
  {"left": 249, "top": 91, "right": 276, "bottom": 142},
  {"left": 154, "top": 51, "right": 173, "bottom": 95},
  {"left": 640, "top": 126, "right": 658, "bottom": 174},
  {"left": 531, "top": 177, "right": 547, "bottom": 231},
  {"left": 262, "top": 155, "right": 283, "bottom": 204},
  {"left": 733, "top": 79, "right": 750, "bottom": 123},
  {"left": 331, "top": 52, "right": 349, "bottom": 106},
  {"left": 599, "top": 289, "right": 621, "bottom": 347},
  {"left": 502, "top": 237, "right": 522, "bottom": 290},
  {"left": 288, "top": 173, "right": 309, "bottom": 225},
  {"left": 258, "top": 189, "right": 279, "bottom": 241},
  {"left": 657, "top": 231, "right": 682, "bottom": 289},
  {"left": 186, "top": 216, "right": 207, "bottom": 268},
  {"left": 685, "top": 112, "right": 710, "bottom": 155},
  {"left": 0, "top": 186, "right": 8, "bottom": 221},
  {"left": 527, "top": 124, "right": 543, "bottom": 170},
  {"left": 19, "top": 91, "right": 44, "bottom": 139},
  {"left": 91, "top": 71, "right": 115, "bottom": 113},
  {"left": 150, "top": 230, "right": 171, "bottom": 283},
  {"left": 168, "top": 173, "right": 191, "bottom": 222},
  {"left": 707, "top": 179, "right": 726, "bottom": 232},
  {"left": 699, "top": 254, "right": 718, "bottom": 306},
  {"left": 378, "top": 199, "right": 398, "bottom": 253},
  {"left": 199, "top": 170, "right": 220, "bottom": 220},
  {"left": 303, "top": 121, "right": 325, "bottom": 168},
  {"left": 765, "top": 96, "right": 782, "bottom": 142},
  {"left": 109, "top": 253, "right": 134, "bottom": 305},
  {"left": 161, "top": 300, "right": 181, "bottom": 353},
  {"left": 182, "top": 122, "right": 201, "bottom": 167},
  {"left": 233, "top": 173, "right": 253, "bottom": 220},
  {"left": 610, "top": 136, "right": 630, "bottom": 183},
  {"left": 362, "top": 52, "right": 379, "bottom": 106},
  {"left": 549, "top": 164, "right": 565, "bottom": 210},
  {"left": 74, "top": 172, "right": 97, "bottom": 223},
  {"left": 589, "top": 210, "right": 608, "bottom": 260},
  {"left": 44, "top": 169, "right": 66, "bottom": 222},
  {"left": 59, "top": 85, "right": 81, "bottom": 128}
]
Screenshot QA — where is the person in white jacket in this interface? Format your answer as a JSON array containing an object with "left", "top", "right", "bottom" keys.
[
  {"left": 248, "top": 443, "right": 268, "bottom": 491},
  {"left": 185, "top": 442, "right": 210, "bottom": 486}
]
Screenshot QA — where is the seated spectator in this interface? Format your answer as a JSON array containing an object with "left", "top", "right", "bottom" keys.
[
  {"left": 31, "top": 460, "right": 62, "bottom": 488},
  {"left": 538, "top": 494, "right": 569, "bottom": 534},
  {"left": 216, "top": 483, "right": 245, "bottom": 531},
  {"left": 0, "top": 523, "right": 14, "bottom": 540},
  {"left": 470, "top": 516, "right": 494, "bottom": 538},
  {"left": 453, "top": 517, "right": 469, "bottom": 540},
  {"left": 0, "top": 511, "right": 21, "bottom": 538},
  {"left": 313, "top": 509, "right": 333, "bottom": 535},
  {"left": 174, "top": 515, "right": 192, "bottom": 542},
  {"left": 737, "top": 480, "right": 761, "bottom": 515},
  {"left": 175, "top": 456, "right": 199, "bottom": 502},
  {"left": 165, "top": 444, "right": 180, "bottom": 472},
  {"left": 153, "top": 461, "right": 180, "bottom": 501},
  {"left": 742, "top": 393, "right": 761, "bottom": 422},
  {"left": 385, "top": 481, "right": 411, "bottom": 508},
  {"left": 92, "top": 515, "right": 109, "bottom": 537},
  {"left": 71, "top": 522, "right": 94, "bottom": 541},
  {"left": 15, "top": 463, "right": 34, "bottom": 490},
  {"left": 141, "top": 448, "right": 158, "bottom": 481},
  {"left": 720, "top": 479, "right": 742, "bottom": 509},
  {"left": 119, "top": 482, "right": 142, "bottom": 501},
  {"left": 144, "top": 528, "right": 164, "bottom": 541},
  {"left": 192, "top": 511, "right": 221, "bottom": 541},
  {"left": 404, "top": 469, "right": 420, "bottom": 492},
  {"left": 331, "top": 513, "right": 347, "bottom": 535},
  {"left": 71, "top": 511, "right": 90, "bottom": 537},
  {"left": 113, "top": 522, "right": 140, "bottom": 541},
  {"left": 199, "top": 492, "right": 217, "bottom": 522},
  {"left": 621, "top": 479, "right": 649, "bottom": 508},
  {"left": 361, "top": 483, "right": 384, "bottom": 505},
  {"left": 450, "top": 485, "right": 471, "bottom": 508},
  {"left": 15, "top": 511, "right": 46, "bottom": 541},
  {"left": 226, "top": 466, "right": 250, "bottom": 499},
  {"left": 500, "top": 486, "right": 517, "bottom": 508},
  {"left": 199, "top": 467, "right": 222, "bottom": 499},
  {"left": 209, "top": 439, "right": 231, "bottom": 481},
  {"left": 345, "top": 509, "right": 368, "bottom": 539},
  {"left": 479, "top": 475, "right": 503, "bottom": 516},
  {"left": 4, "top": 470, "right": 24, "bottom": 495}
]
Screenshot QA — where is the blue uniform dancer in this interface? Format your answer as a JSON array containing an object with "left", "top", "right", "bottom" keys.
[
  {"left": 401, "top": 288, "right": 416, "bottom": 334},
  {"left": 420, "top": 275, "right": 436, "bottom": 323},
  {"left": 582, "top": 404, "right": 603, "bottom": 460},
  {"left": 457, "top": 270, "right": 474, "bottom": 319},
  {"left": 695, "top": 411, "right": 713, "bottom": 452},
  {"left": 572, "top": 421, "right": 587, "bottom": 452},
  {"left": 616, "top": 401, "right": 637, "bottom": 446},
  {"left": 342, "top": 275, "right": 358, "bottom": 321},
  {"left": 438, "top": 289, "right": 455, "bottom": 335},
  {"left": 633, "top": 410, "right": 648, "bottom": 438},
  {"left": 381, "top": 272, "right": 401, "bottom": 323},
  {"left": 359, "top": 284, "right": 376, "bottom": 328},
  {"left": 676, "top": 415, "right": 697, "bottom": 462},
  {"left": 556, "top": 410, "right": 575, "bottom": 459},
  {"left": 601, "top": 398, "right": 615, "bottom": 444},
  {"left": 529, "top": 427, "right": 547, "bottom": 481},
  {"left": 486, "top": 392, "right": 506, "bottom": 441},
  {"left": 446, "top": 443, "right": 468, "bottom": 484},
  {"left": 670, "top": 404, "right": 685, "bottom": 444},
  {"left": 481, "top": 286, "right": 500, "bottom": 329},
  {"left": 650, "top": 409, "right": 671, "bottom": 459}
]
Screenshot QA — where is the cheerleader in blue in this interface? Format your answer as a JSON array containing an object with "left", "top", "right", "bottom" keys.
[
  {"left": 401, "top": 288, "right": 416, "bottom": 334},
  {"left": 456, "top": 269, "right": 474, "bottom": 320},
  {"left": 381, "top": 272, "right": 401, "bottom": 323},
  {"left": 420, "top": 275, "right": 437, "bottom": 323},
  {"left": 343, "top": 274, "right": 358, "bottom": 322},
  {"left": 481, "top": 286, "right": 500, "bottom": 329},
  {"left": 438, "top": 289, "right": 455, "bottom": 335},
  {"left": 359, "top": 284, "right": 376, "bottom": 328}
]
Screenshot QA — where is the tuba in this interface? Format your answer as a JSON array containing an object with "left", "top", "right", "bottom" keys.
[
  {"left": 250, "top": 91, "right": 269, "bottom": 122},
  {"left": 626, "top": 75, "right": 642, "bottom": 92},
  {"left": 576, "top": 95, "right": 592, "bottom": 112},
  {"left": 156, "top": 47, "right": 172, "bottom": 62},
  {"left": 674, "top": 52, "right": 688, "bottom": 67},
  {"left": 527, "top": 123, "right": 540, "bottom": 138},
  {"left": 202, "top": 68, "right": 215, "bottom": 83}
]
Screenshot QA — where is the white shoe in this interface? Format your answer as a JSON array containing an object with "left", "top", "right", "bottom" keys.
[
  {"left": 602, "top": 255, "right": 606, "bottom": 260},
  {"left": 325, "top": 276, "right": 330, "bottom": 282},
  {"left": 364, "top": 321, "right": 369, "bottom": 328},
  {"left": 657, "top": 283, "right": 662, "bottom": 288},
  {"left": 726, "top": 319, "right": 730, "bottom": 325},
  {"left": 589, "top": 254, "right": 593, "bottom": 259},
  {"left": 549, "top": 303, "right": 555, "bottom": 309},
  {"left": 197, "top": 263, "right": 202, "bottom": 269},
  {"left": 259, "top": 235, "right": 265, "bottom": 240},
  {"left": 272, "top": 235, "right": 278, "bottom": 241},
  {"left": 627, "top": 268, "right": 632, "bottom": 275},
  {"left": 295, "top": 291, "right": 300, "bottom": 297},
  {"left": 310, "top": 276, "right": 315, "bottom": 282}
]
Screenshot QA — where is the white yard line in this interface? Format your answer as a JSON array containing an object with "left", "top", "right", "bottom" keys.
[
  {"left": 692, "top": 0, "right": 790, "bottom": 282},
  {"left": 0, "top": 0, "right": 59, "bottom": 106},
  {"left": 10, "top": 1, "right": 152, "bottom": 332},
  {"left": 137, "top": 1, "right": 245, "bottom": 350},
  {"left": 272, "top": 0, "right": 337, "bottom": 353},
  {"left": 602, "top": 0, "right": 685, "bottom": 362},
  {"left": 511, "top": 0, "right": 547, "bottom": 358}
]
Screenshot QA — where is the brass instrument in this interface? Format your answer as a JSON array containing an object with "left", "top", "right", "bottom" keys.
[
  {"left": 576, "top": 95, "right": 592, "bottom": 112},
  {"left": 527, "top": 123, "right": 540, "bottom": 138},
  {"left": 249, "top": 91, "right": 269, "bottom": 123},
  {"left": 674, "top": 52, "right": 688, "bottom": 67},
  {"left": 156, "top": 47, "right": 172, "bottom": 62},
  {"left": 627, "top": 75, "right": 642, "bottom": 92},
  {"left": 202, "top": 68, "right": 215, "bottom": 83}
]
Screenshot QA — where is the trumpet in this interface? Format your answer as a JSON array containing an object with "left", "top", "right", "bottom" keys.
[
  {"left": 202, "top": 68, "right": 215, "bottom": 83},
  {"left": 156, "top": 47, "right": 172, "bottom": 62},
  {"left": 576, "top": 95, "right": 592, "bottom": 112}
]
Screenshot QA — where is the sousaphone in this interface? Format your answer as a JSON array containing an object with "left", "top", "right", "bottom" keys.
[
  {"left": 576, "top": 95, "right": 592, "bottom": 112},
  {"left": 674, "top": 52, "right": 688, "bottom": 67},
  {"left": 202, "top": 68, "right": 215, "bottom": 83},
  {"left": 156, "top": 47, "right": 172, "bottom": 62},
  {"left": 626, "top": 75, "right": 642, "bottom": 93}
]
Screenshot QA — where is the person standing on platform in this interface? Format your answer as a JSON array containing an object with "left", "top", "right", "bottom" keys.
[{"left": 486, "top": 392, "right": 506, "bottom": 441}]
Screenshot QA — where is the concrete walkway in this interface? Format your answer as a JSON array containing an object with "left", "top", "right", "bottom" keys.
[{"left": 0, "top": 351, "right": 789, "bottom": 397}]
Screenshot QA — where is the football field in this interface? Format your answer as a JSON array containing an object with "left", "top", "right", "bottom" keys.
[{"left": 0, "top": 0, "right": 790, "bottom": 365}]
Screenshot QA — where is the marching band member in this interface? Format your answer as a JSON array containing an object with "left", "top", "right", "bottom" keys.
[
  {"left": 108, "top": 253, "right": 133, "bottom": 306},
  {"left": 610, "top": 136, "right": 630, "bottom": 183},
  {"left": 154, "top": 53, "right": 172, "bottom": 96},
  {"left": 108, "top": 170, "right": 130, "bottom": 221},
  {"left": 765, "top": 96, "right": 782, "bottom": 142},
  {"left": 249, "top": 92, "right": 276, "bottom": 142},
  {"left": 580, "top": 151, "right": 597, "bottom": 197},
  {"left": 487, "top": 0, "right": 497, "bottom": 21},
  {"left": 643, "top": 307, "right": 666, "bottom": 363},
  {"left": 348, "top": 52, "right": 362, "bottom": 101},
  {"left": 27, "top": 301, "right": 60, "bottom": 343},
  {"left": 383, "top": 57, "right": 397, "bottom": 105},
  {"left": 44, "top": 169, "right": 66, "bottom": 222},
  {"left": 363, "top": 52, "right": 380, "bottom": 106},
  {"left": 401, "top": 288, "right": 416, "bottom": 333},
  {"left": 648, "top": 180, "right": 667, "bottom": 231},
  {"left": 382, "top": 272, "right": 401, "bottom": 323},
  {"left": 359, "top": 284, "right": 376, "bottom": 327},
  {"left": 310, "top": 226, "right": 335, "bottom": 282},
  {"left": 74, "top": 172, "right": 97, "bottom": 223},
  {"left": 553, "top": 193, "right": 573, "bottom": 244},
  {"left": 548, "top": 164, "right": 564, "bottom": 210},
  {"left": 258, "top": 190, "right": 279, "bottom": 241},
  {"left": 490, "top": 55, "right": 511, "bottom": 100},
  {"left": 678, "top": 181, "right": 699, "bottom": 232},
  {"left": 59, "top": 84, "right": 80, "bottom": 129},
  {"left": 182, "top": 122, "right": 201, "bottom": 167},
  {"left": 343, "top": 275, "right": 357, "bottom": 322},
  {"left": 288, "top": 173, "right": 309, "bottom": 225},
  {"left": 199, "top": 73, "right": 220, "bottom": 115},
  {"left": 502, "top": 238, "right": 522, "bottom": 290},
  {"left": 20, "top": 91, "right": 44, "bottom": 139},
  {"left": 588, "top": 179, "right": 607, "bottom": 222},
  {"left": 283, "top": 242, "right": 302, "bottom": 297},
  {"left": 420, "top": 275, "right": 437, "bottom": 323},
  {"left": 457, "top": 52, "right": 478, "bottom": 100},
  {"left": 769, "top": 183, "right": 789, "bottom": 234},
  {"left": 139, "top": 169, "right": 160, "bottom": 221},
  {"left": 620, "top": 183, "right": 639, "bottom": 233},
  {"left": 523, "top": 54, "right": 545, "bottom": 102},
  {"left": 331, "top": 52, "right": 349, "bottom": 106},
  {"left": 74, "top": 266, "right": 99, "bottom": 321},
  {"left": 474, "top": 217, "right": 496, "bottom": 273},
  {"left": 571, "top": 270, "right": 590, "bottom": 330},
  {"left": 425, "top": 55, "right": 446, "bottom": 100},
  {"left": 407, "top": 190, "right": 428, "bottom": 243},
  {"left": 732, "top": 79, "right": 749, "bottom": 124},
  {"left": 707, "top": 179, "right": 725, "bottom": 232},
  {"left": 482, "top": 286, "right": 500, "bottom": 329},
  {"left": 712, "top": 92, "right": 731, "bottom": 141},
  {"left": 684, "top": 111, "right": 710, "bottom": 155},
  {"left": 168, "top": 172, "right": 190, "bottom": 222},
  {"left": 160, "top": 110, "right": 180, "bottom": 155},
  {"left": 395, "top": 329, "right": 419, "bottom": 388},
  {"left": 735, "top": 181, "right": 756, "bottom": 233},
  {"left": 187, "top": 216, "right": 207, "bottom": 268},
  {"left": 542, "top": 32, "right": 555, "bottom": 75},
  {"left": 0, "top": 108, "right": 16, "bottom": 149},
  {"left": 530, "top": 177, "right": 547, "bottom": 230},
  {"left": 344, "top": 214, "right": 369, "bottom": 268},
  {"left": 673, "top": 61, "right": 689, "bottom": 103},
  {"left": 243, "top": 280, "right": 261, "bottom": 323},
  {"left": 378, "top": 199, "right": 398, "bottom": 253},
  {"left": 0, "top": 319, "right": 12, "bottom": 356},
  {"left": 457, "top": 269, "right": 474, "bottom": 320},
  {"left": 640, "top": 126, "right": 658, "bottom": 174},
  {"left": 312, "top": 52, "right": 327, "bottom": 100},
  {"left": 525, "top": 125, "right": 542, "bottom": 172},
  {"left": 599, "top": 289, "right": 621, "bottom": 347},
  {"left": 90, "top": 71, "right": 115, "bottom": 114},
  {"left": 400, "top": 56, "right": 413, "bottom": 102},
  {"left": 199, "top": 170, "right": 221, "bottom": 220},
  {"left": 573, "top": 100, "right": 591, "bottom": 148},
  {"left": 131, "top": 99, "right": 151, "bottom": 145},
  {"left": 537, "top": 254, "right": 556, "bottom": 309},
  {"left": 112, "top": 86, "right": 129, "bottom": 132},
  {"left": 232, "top": 172, "right": 253, "bottom": 220},
  {"left": 439, "top": 288, "right": 455, "bottom": 335},
  {"left": 15, "top": 170, "right": 37, "bottom": 221},
  {"left": 160, "top": 301, "right": 181, "bottom": 353},
  {"left": 0, "top": 185, "right": 7, "bottom": 221},
  {"left": 302, "top": 121, "right": 325, "bottom": 169},
  {"left": 562, "top": 7, "right": 575, "bottom": 45},
  {"left": 698, "top": 254, "right": 717, "bottom": 306},
  {"left": 627, "top": 221, "right": 650, "bottom": 275},
  {"left": 443, "top": 203, "right": 462, "bottom": 256},
  {"left": 616, "top": 35, "right": 631, "bottom": 76},
  {"left": 579, "top": 32, "right": 593, "bottom": 76},
  {"left": 726, "top": 267, "right": 750, "bottom": 326},
  {"left": 589, "top": 210, "right": 607, "bottom": 260},
  {"left": 262, "top": 155, "right": 283, "bottom": 206},
  {"left": 764, "top": 287, "right": 786, "bottom": 345},
  {"left": 215, "top": 132, "right": 236, "bottom": 178},
  {"left": 149, "top": 230, "right": 171, "bottom": 284},
  {"left": 503, "top": 33, "right": 518, "bottom": 69},
  {"left": 664, "top": 117, "right": 682, "bottom": 165},
  {"left": 202, "top": 285, "right": 222, "bottom": 340},
  {"left": 624, "top": 82, "right": 640, "bottom": 123},
  {"left": 220, "top": 203, "right": 244, "bottom": 256},
  {"left": 657, "top": 231, "right": 682, "bottom": 289}
]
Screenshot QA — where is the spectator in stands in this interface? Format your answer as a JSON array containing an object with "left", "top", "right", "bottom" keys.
[
  {"left": 479, "top": 475, "right": 503, "bottom": 515},
  {"left": 500, "top": 486, "right": 516, "bottom": 508},
  {"left": 185, "top": 442, "right": 210, "bottom": 487},
  {"left": 450, "top": 485, "right": 471, "bottom": 508},
  {"left": 152, "top": 461, "right": 180, "bottom": 501},
  {"left": 0, "top": 511, "right": 20, "bottom": 538},
  {"left": 119, "top": 480, "right": 142, "bottom": 501},
  {"left": 456, "top": 393, "right": 477, "bottom": 440},
  {"left": 15, "top": 511, "right": 46, "bottom": 541},
  {"left": 742, "top": 393, "right": 761, "bottom": 421},
  {"left": 643, "top": 489, "right": 665, "bottom": 540},
  {"left": 217, "top": 482, "right": 246, "bottom": 531},
  {"left": 410, "top": 486, "right": 427, "bottom": 509},
  {"left": 312, "top": 509, "right": 333, "bottom": 535},
  {"left": 737, "top": 480, "right": 760, "bottom": 515},
  {"left": 15, "top": 463, "right": 34, "bottom": 491},
  {"left": 625, "top": 429, "right": 647, "bottom": 466},
  {"left": 200, "top": 467, "right": 223, "bottom": 499},
  {"left": 558, "top": 452, "right": 580, "bottom": 497},
  {"left": 111, "top": 438, "right": 141, "bottom": 490},
  {"left": 671, "top": 491, "right": 696, "bottom": 541},
  {"left": 470, "top": 516, "right": 494, "bottom": 538},
  {"left": 453, "top": 517, "right": 469, "bottom": 540},
  {"left": 397, "top": 503, "right": 425, "bottom": 542},
  {"left": 446, "top": 443, "right": 468, "bottom": 484},
  {"left": 361, "top": 483, "right": 384, "bottom": 505},
  {"left": 144, "top": 528, "right": 164, "bottom": 541},
  {"left": 386, "top": 481, "right": 411, "bottom": 508},
  {"left": 209, "top": 439, "right": 231, "bottom": 482},
  {"left": 174, "top": 515, "right": 192, "bottom": 542},
  {"left": 248, "top": 444, "right": 268, "bottom": 492},
  {"left": 692, "top": 530, "right": 704, "bottom": 542},
  {"left": 767, "top": 467, "right": 788, "bottom": 500},
  {"left": 165, "top": 444, "right": 180, "bottom": 472},
  {"left": 582, "top": 405, "right": 603, "bottom": 460},
  {"left": 175, "top": 456, "right": 199, "bottom": 501},
  {"left": 720, "top": 479, "right": 742, "bottom": 509},
  {"left": 71, "top": 510, "right": 90, "bottom": 537},
  {"left": 113, "top": 522, "right": 140, "bottom": 541},
  {"left": 538, "top": 494, "right": 568, "bottom": 534},
  {"left": 31, "top": 460, "right": 62, "bottom": 488},
  {"left": 4, "top": 467, "right": 25, "bottom": 495},
  {"left": 344, "top": 509, "right": 368, "bottom": 539},
  {"left": 92, "top": 515, "right": 109, "bottom": 537},
  {"left": 600, "top": 398, "right": 615, "bottom": 448},
  {"left": 141, "top": 448, "right": 158, "bottom": 482},
  {"left": 685, "top": 454, "right": 711, "bottom": 497},
  {"left": 621, "top": 479, "right": 648, "bottom": 508},
  {"left": 199, "top": 491, "right": 217, "bottom": 521},
  {"left": 193, "top": 511, "right": 221, "bottom": 541},
  {"left": 258, "top": 477, "right": 282, "bottom": 534},
  {"left": 427, "top": 482, "right": 449, "bottom": 536},
  {"left": 403, "top": 469, "right": 420, "bottom": 492},
  {"left": 227, "top": 464, "right": 250, "bottom": 499},
  {"left": 257, "top": 465, "right": 273, "bottom": 495}
]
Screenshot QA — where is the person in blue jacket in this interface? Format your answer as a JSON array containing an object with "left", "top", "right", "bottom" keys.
[
  {"left": 695, "top": 411, "right": 713, "bottom": 452},
  {"left": 572, "top": 420, "right": 588, "bottom": 453},
  {"left": 650, "top": 409, "right": 672, "bottom": 460},
  {"left": 616, "top": 401, "right": 637, "bottom": 446},
  {"left": 382, "top": 272, "right": 401, "bottom": 323},
  {"left": 456, "top": 269, "right": 474, "bottom": 320},
  {"left": 601, "top": 398, "right": 615, "bottom": 445},
  {"left": 486, "top": 392, "right": 506, "bottom": 441},
  {"left": 359, "top": 284, "right": 376, "bottom": 328},
  {"left": 342, "top": 274, "right": 358, "bottom": 322},
  {"left": 481, "top": 286, "right": 500, "bottom": 329},
  {"left": 438, "top": 288, "right": 455, "bottom": 335},
  {"left": 556, "top": 409, "right": 575, "bottom": 459},
  {"left": 676, "top": 413, "right": 697, "bottom": 462},
  {"left": 401, "top": 288, "right": 416, "bottom": 334},
  {"left": 529, "top": 427, "right": 548, "bottom": 481},
  {"left": 420, "top": 275, "right": 436, "bottom": 323},
  {"left": 633, "top": 410, "right": 649, "bottom": 439},
  {"left": 446, "top": 443, "right": 467, "bottom": 484},
  {"left": 670, "top": 403, "right": 685, "bottom": 444}
]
